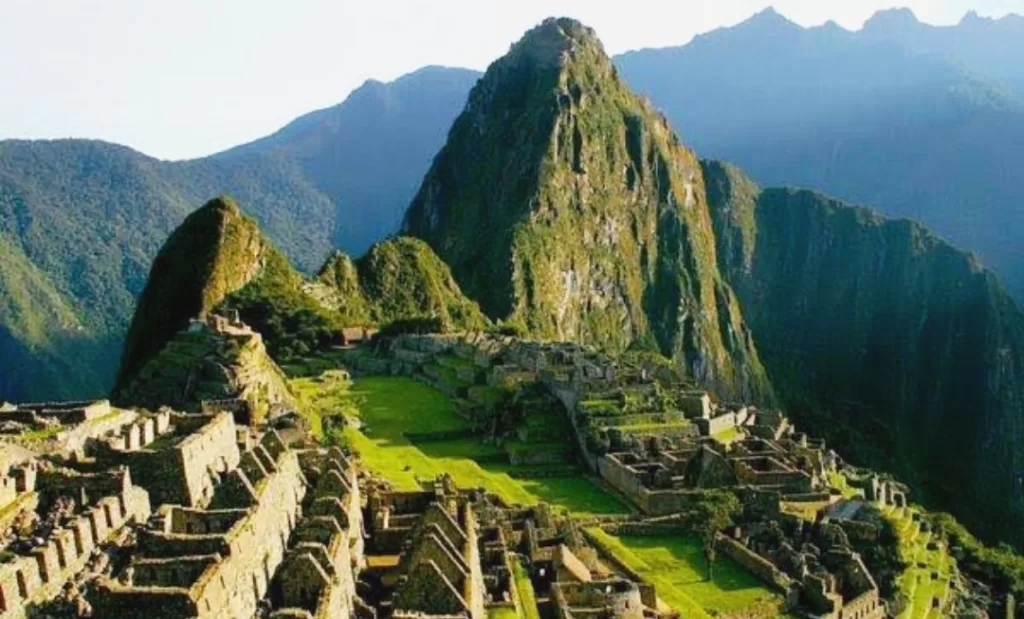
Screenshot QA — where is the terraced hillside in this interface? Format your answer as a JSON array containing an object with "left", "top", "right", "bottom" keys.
[{"left": 290, "top": 371, "right": 627, "bottom": 516}]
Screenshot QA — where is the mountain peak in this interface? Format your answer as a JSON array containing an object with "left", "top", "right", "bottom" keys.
[
  {"left": 507, "top": 17, "right": 604, "bottom": 69},
  {"left": 863, "top": 7, "right": 922, "bottom": 33},
  {"left": 200, "top": 194, "right": 241, "bottom": 218},
  {"left": 404, "top": 20, "right": 773, "bottom": 401},
  {"left": 739, "top": 6, "right": 798, "bottom": 30}
]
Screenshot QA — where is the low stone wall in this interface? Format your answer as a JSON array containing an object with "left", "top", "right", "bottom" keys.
[
  {"left": 696, "top": 412, "right": 737, "bottom": 436},
  {"left": 836, "top": 519, "right": 881, "bottom": 544},
  {"left": 598, "top": 522, "right": 692, "bottom": 537},
  {"left": 841, "top": 589, "right": 885, "bottom": 619},
  {"left": 61, "top": 407, "right": 140, "bottom": 455},
  {"left": 717, "top": 537, "right": 792, "bottom": 594}
]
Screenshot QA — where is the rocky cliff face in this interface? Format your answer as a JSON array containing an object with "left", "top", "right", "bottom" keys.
[
  {"left": 404, "top": 18, "right": 770, "bottom": 402},
  {"left": 704, "top": 160, "right": 1024, "bottom": 547}
]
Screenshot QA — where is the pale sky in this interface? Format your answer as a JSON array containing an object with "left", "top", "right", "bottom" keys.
[{"left": 1, "top": 0, "right": 1020, "bottom": 160}]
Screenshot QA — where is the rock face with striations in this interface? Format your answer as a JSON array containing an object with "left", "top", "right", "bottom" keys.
[
  {"left": 704, "top": 160, "right": 1024, "bottom": 547},
  {"left": 404, "top": 18, "right": 770, "bottom": 402}
]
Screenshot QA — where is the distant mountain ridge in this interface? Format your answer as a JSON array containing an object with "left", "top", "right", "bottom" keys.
[
  {"left": 615, "top": 6, "right": 1024, "bottom": 300},
  {"left": 217, "top": 66, "right": 481, "bottom": 255}
]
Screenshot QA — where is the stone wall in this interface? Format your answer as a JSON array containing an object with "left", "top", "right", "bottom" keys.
[
  {"left": 274, "top": 454, "right": 361, "bottom": 619},
  {"left": 838, "top": 589, "right": 885, "bottom": 619},
  {"left": 0, "top": 472, "right": 150, "bottom": 617},
  {"left": 8, "top": 399, "right": 111, "bottom": 423},
  {"left": 175, "top": 412, "right": 242, "bottom": 507},
  {"left": 697, "top": 411, "right": 737, "bottom": 436},
  {"left": 94, "top": 432, "right": 307, "bottom": 619},
  {"left": 551, "top": 580, "right": 644, "bottom": 619},
  {"left": 718, "top": 536, "right": 793, "bottom": 594},
  {"left": 98, "top": 412, "right": 241, "bottom": 508}
]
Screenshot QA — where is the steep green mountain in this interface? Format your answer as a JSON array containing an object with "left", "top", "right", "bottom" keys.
[
  {"left": 114, "top": 196, "right": 341, "bottom": 393},
  {"left": 116, "top": 197, "right": 486, "bottom": 399},
  {"left": 404, "top": 18, "right": 770, "bottom": 402},
  {"left": 355, "top": 237, "right": 489, "bottom": 330},
  {"left": 615, "top": 8, "right": 1024, "bottom": 299},
  {"left": 0, "top": 67, "right": 476, "bottom": 401},
  {"left": 704, "top": 160, "right": 1024, "bottom": 548}
]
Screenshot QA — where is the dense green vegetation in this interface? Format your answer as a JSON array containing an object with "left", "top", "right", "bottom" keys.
[
  {"left": 705, "top": 159, "right": 1024, "bottom": 549},
  {"left": 290, "top": 373, "right": 628, "bottom": 516},
  {"left": 316, "top": 237, "right": 490, "bottom": 334},
  {"left": 222, "top": 250, "right": 342, "bottom": 362},
  {"left": 355, "top": 237, "right": 489, "bottom": 331},
  {"left": 930, "top": 512, "right": 1024, "bottom": 605},
  {"left": 587, "top": 529, "right": 785, "bottom": 618},
  {"left": 0, "top": 233, "right": 113, "bottom": 401},
  {"left": 404, "top": 17, "right": 771, "bottom": 402},
  {"left": 114, "top": 200, "right": 489, "bottom": 402}
]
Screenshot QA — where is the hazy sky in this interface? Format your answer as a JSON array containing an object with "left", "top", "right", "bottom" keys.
[{"left": 1, "top": 0, "right": 1019, "bottom": 160}]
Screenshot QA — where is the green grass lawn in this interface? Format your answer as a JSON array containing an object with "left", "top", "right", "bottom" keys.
[
  {"left": 486, "top": 607, "right": 518, "bottom": 619},
  {"left": 299, "top": 375, "right": 629, "bottom": 516},
  {"left": 587, "top": 529, "right": 785, "bottom": 618}
]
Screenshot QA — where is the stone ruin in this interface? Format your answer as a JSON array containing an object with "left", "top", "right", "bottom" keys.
[
  {"left": 360, "top": 474, "right": 662, "bottom": 619},
  {"left": 0, "top": 457, "right": 151, "bottom": 618},
  {"left": 0, "top": 330, "right": 942, "bottom": 618},
  {"left": 0, "top": 390, "right": 365, "bottom": 619},
  {"left": 333, "top": 332, "right": 919, "bottom": 618}
]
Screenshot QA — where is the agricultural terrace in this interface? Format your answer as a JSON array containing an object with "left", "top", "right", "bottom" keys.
[
  {"left": 291, "top": 372, "right": 629, "bottom": 516},
  {"left": 884, "top": 506, "right": 955, "bottom": 619}
]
